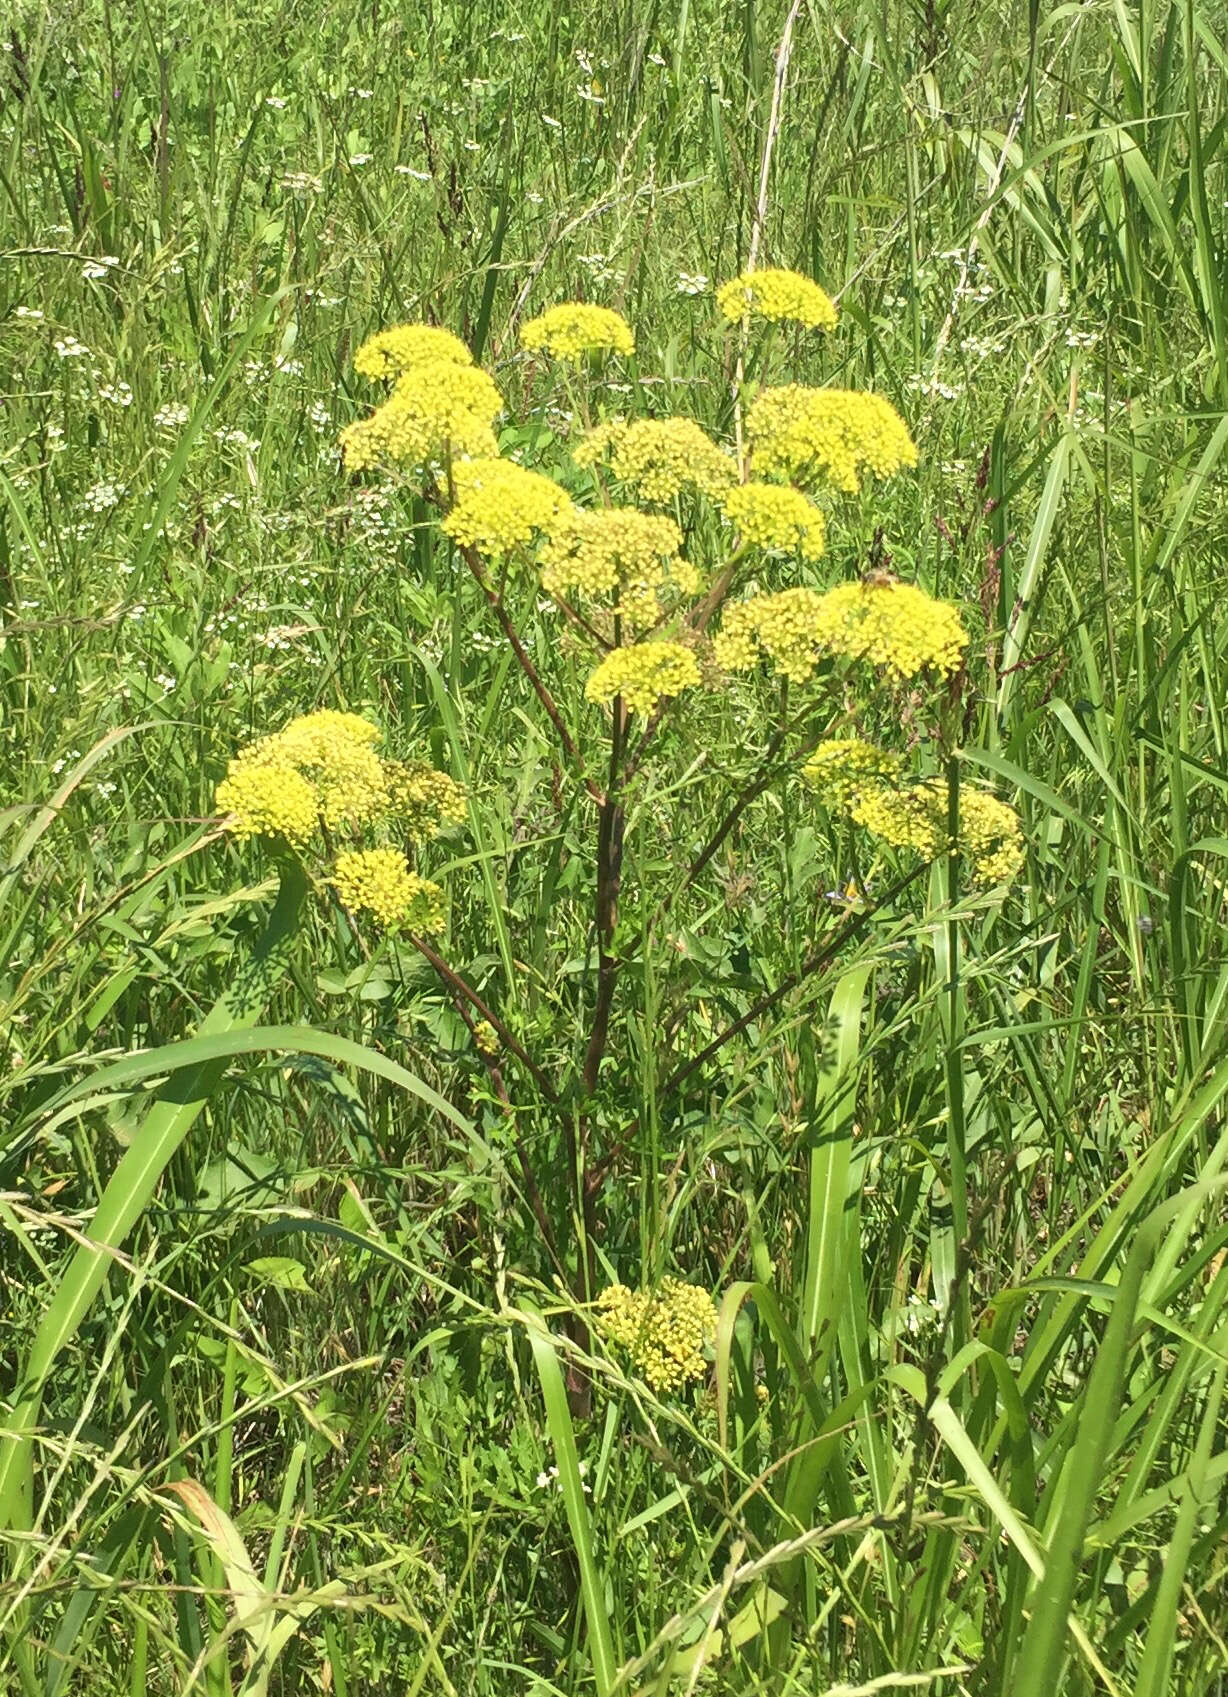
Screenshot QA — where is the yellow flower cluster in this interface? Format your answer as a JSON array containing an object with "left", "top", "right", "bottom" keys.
[
  {"left": 597, "top": 1278, "right": 717, "bottom": 1392},
  {"left": 331, "top": 848, "right": 446, "bottom": 931},
  {"left": 339, "top": 359, "right": 502, "bottom": 470},
  {"left": 353, "top": 323, "right": 473, "bottom": 379},
  {"left": 584, "top": 641, "right": 701, "bottom": 716},
  {"left": 801, "top": 738, "right": 902, "bottom": 810},
  {"left": 539, "top": 509, "right": 695, "bottom": 630},
  {"left": 713, "top": 587, "right": 829, "bottom": 683},
  {"left": 521, "top": 302, "right": 635, "bottom": 360},
  {"left": 216, "top": 711, "right": 389, "bottom": 840},
  {"left": 715, "top": 580, "right": 966, "bottom": 683},
  {"left": 720, "top": 481, "right": 826, "bottom": 560},
  {"left": 716, "top": 268, "right": 838, "bottom": 331},
  {"left": 811, "top": 581, "right": 967, "bottom": 678},
  {"left": 442, "top": 457, "right": 573, "bottom": 554},
  {"left": 216, "top": 713, "right": 465, "bottom": 847},
  {"left": 748, "top": 386, "right": 918, "bottom": 493},
  {"left": 574, "top": 417, "right": 736, "bottom": 503},
  {"left": 384, "top": 760, "right": 468, "bottom": 838},
  {"left": 848, "top": 780, "right": 1024, "bottom": 886},
  {"left": 212, "top": 760, "right": 319, "bottom": 845}
]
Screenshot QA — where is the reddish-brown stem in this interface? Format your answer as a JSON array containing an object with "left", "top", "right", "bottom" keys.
[
  {"left": 659, "top": 861, "right": 929, "bottom": 1099},
  {"left": 581, "top": 695, "right": 626, "bottom": 1095},
  {"left": 410, "top": 932, "right": 559, "bottom": 1105},
  {"left": 454, "top": 541, "right": 604, "bottom": 802},
  {"left": 689, "top": 555, "right": 741, "bottom": 635}
]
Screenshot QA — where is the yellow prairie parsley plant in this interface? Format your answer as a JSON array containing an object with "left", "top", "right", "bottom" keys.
[
  {"left": 520, "top": 302, "right": 635, "bottom": 361},
  {"left": 720, "top": 481, "right": 826, "bottom": 561},
  {"left": 331, "top": 847, "right": 446, "bottom": 932},
  {"left": 539, "top": 508, "right": 697, "bottom": 631},
  {"left": 216, "top": 712, "right": 465, "bottom": 925},
  {"left": 353, "top": 322, "right": 474, "bottom": 379},
  {"left": 585, "top": 640, "right": 701, "bottom": 716},
  {"left": 442, "top": 456, "right": 573, "bottom": 554},
  {"left": 216, "top": 711, "right": 389, "bottom": 839},
  {"left": 716, "top": 267, "right": 838, "bottom": 332},
  {"left": 800, "top": 747, "right": 1024, "bottom": 887},
  {"left": 339, "top": 358, "right": 502, "bottom": 471},
  {"left": 715, "top": 580, "right": 967, "bottom": 684},
  {"left": 597, "top": 1278, "right": 717, "bottom": 1392},
  {"left": 748, "top": 386, "right": 917, "bottom": 493},
  {"left": 573, "top": 417, "right": 736, "bottom": 503}
]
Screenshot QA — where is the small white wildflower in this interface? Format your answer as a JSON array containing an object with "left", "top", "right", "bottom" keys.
[
  {"left": 281, "top": 171, "right": 322, "bottom": 195},
  {"left": 540, "top": 114, "right": 562, "bottom": 131},
  {"left": 98, "top": 380, "right": 134, "bottom": 406},
  {"left": 351, "top": 86, "right": 374, "bottom": 99},
  {"left": 81, "top": 256, "right": 119, "bottom": 281},
  {"left": 153, "top": 402, "right": 189, "bottom": 429},
  {"left": 676, "top": 271, "right": 709, "bottom": 295},
  {"left": 14, "top": 305, "right": 43, "bottom": 320},
  {"left": 154, "top": 672, "right": 177, "bottom": 692},
  {"left": 308, "top": 400, "right": 331, "bottom": 429},
  {"left": 80, "top": 480, "right": 121, "bottom": 512},
  {"left": 265, "top": 95, "right": 288, "bottom": 109},
  {"left": 394, "top": 165, "right": 431, "bottom": 179},
  {"left": 348, "top": 152, "right": 373, "bottom": 166},
  {"left": 54, "top": 335, "right": 90, "bottom": 359},
  {"left": 94, "top": 781, "right": 117, "bottom": 799}
]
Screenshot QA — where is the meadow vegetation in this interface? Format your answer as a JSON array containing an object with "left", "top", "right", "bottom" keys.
[{"left": 2, "top": 0, "right": 1228, "bottom": 1691}]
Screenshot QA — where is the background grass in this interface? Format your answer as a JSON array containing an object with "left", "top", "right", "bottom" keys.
[{"left": 2, "top": 0, "right": 1228, "bottom": 1691}]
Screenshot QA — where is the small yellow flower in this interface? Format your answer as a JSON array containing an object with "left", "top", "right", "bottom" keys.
[
  {"left": 585, "top": 641, "right": 701, "bottom": 716},
  {"left": 747, "top": 386, "right": 917, "bottom": 493},
  {"left": 339, "top": 358, "right": 502, "bottom": 469},
  {"left": 383, "top": 760, "right": 468, "bottom": 838},
  {"left": 574, "top": 416, "right": 736, "bottom": 503},
  {"left": 839, "top": 778, "right": 1024, "bottom": 887},
  {"left": 217, "top": 711, "right": 390, "bottom": 839},
  {"left": 474, "top": 1020, "right": 499, "bottom": 1056},
  {"left": 442, "top": 456, "right": 573, "bottom": 554},
  {"left": 713, "top": 586, "right": 829, "bottom": 683},
  {"left": 521, "top": 302, "right": 635, "bottom": 360},
  {"left": 720, "top": 481, "right": 826, "bottom": 560},
  {"left": 539, "top": 509, "right": 692, "bottom": 630},
  {"left": 215, "top": 760, "right": 319, "bottom": 844},
  {"left": 814, "top": 581, "right": 967, "bottom": 678},
  {"left": 597, "top": 1279, "right": 716, "bottom": 1392},
  {"left": 801, "top": 738, "right": 902, "bottom": 810},
  {"left": 715, "top": 580, "right": 966, "bottom": 683},
  {"left": 354, "top": 323, "right": 473, "bottom": 379},
  {"left": 331, "top": 848, "right": 446, "bottom": 930},
  {"left": 716, "top": 268, "right": 838, "bottom": 331},
  {"left": 216, "top": 713, "right": 468, "bottom": 852}
]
